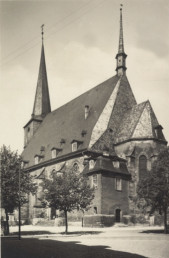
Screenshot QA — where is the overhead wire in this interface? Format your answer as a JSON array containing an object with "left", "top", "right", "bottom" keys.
[
  {"left": 1, "top": 0, "right": 92, "bottom": 63},
  {"left": 1, "top": 0, "right": 105, "bottom": 67}
]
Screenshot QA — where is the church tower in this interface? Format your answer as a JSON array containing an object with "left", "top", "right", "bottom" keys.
[
  {"left": 115, "top": 6, "right": 127, "bottom": 76},
  {"left": 24, "top": 25, "right": 51, "bottom": 147}
]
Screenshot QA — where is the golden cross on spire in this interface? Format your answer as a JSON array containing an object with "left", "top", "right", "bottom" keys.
[{"left": 41, "top": 24, "right": 44, "bottom": 41}]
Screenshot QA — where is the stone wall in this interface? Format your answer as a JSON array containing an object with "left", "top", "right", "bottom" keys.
[{"left": 115, "top": 140, "right": 166, "bottom": 213}]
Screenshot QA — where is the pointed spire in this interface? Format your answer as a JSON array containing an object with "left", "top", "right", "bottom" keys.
[
  {"left": 32, "top": 25, "right": 51, "bottom": 119},
  {"left": 115, "top": 5, "right": 127, "bottom": 77},
  {"left": 118, "top": 6, "right": 124, "bottom": 54}
]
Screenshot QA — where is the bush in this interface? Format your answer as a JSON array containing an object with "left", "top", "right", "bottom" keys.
[
  {"left": 122, "top": 215, "right": 131, "bottom": 225},
  {"left": 154, "top": 214, "right": 163, "bottom": 226},
  {"left": 130, "top": 214, "right": 147, "bottom": 224},
  {"left": 136, "top": 214, "right": 147, "bottom": 224},
  {"left": 130, "top": 215, "right": 137, "bottom": 224}
]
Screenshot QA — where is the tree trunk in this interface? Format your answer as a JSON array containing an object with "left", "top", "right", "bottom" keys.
[
  {"left": 5, "top": 210, "right": 9, "bottom": 235},
  {"left": 82, "top": 211, "right": 84, "bottom": 227},
  {"left": 164, "top": 208, "right": 168, "bottom": 234},
  {"left": 64, "top": 210, "right": 68, "bottom": 234}
]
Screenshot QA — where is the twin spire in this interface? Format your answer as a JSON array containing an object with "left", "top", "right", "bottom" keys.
[
  {"left": 32, "top": 7, "right": 126, "bottom": 119},
  {"left": 116, "top": 5, "right": 127, "bottom": 76},
  {"left": 32, "top": 25, "right": 51, "bottom": 119}
]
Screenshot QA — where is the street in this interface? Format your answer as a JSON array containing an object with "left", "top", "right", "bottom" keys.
[{"left": 1, "top": 225, "right": 169, "bottom": 258}]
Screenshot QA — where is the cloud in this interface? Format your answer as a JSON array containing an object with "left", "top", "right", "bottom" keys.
[{"left": 133, "top": 2, "right": 169, "bottom": 58}]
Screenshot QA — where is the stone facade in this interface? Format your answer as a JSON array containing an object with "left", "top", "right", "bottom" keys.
[{"left": 26, "top": 153, "right": 131, "bottom": 225}]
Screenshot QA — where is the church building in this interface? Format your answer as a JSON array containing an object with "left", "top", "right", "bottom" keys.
[{"left": 22, "top": 8, "right": 167, "bottom": 226}]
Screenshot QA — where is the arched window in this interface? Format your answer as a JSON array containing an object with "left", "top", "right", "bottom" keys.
[
  {"left": 89, "top": 160, "right": 95, "bottom": 170},
  {"left": 73, "top": 163, "right": 79, "bottom": 172},
  {"left": 139, "top": 155, "right": 147, "bottom": 180}
]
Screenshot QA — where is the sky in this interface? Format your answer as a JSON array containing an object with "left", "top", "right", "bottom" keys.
[{"left": 0, "top": 0, "right": 169, "bottom": 154}]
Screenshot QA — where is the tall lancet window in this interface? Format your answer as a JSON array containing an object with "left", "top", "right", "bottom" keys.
[{"left": 139, "top": 155, "right": 147, "bottom": 180}]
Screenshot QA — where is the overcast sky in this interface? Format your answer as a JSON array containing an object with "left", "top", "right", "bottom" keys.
[{"left": 0, "top": 0, "right": 169, "bottom": 153}]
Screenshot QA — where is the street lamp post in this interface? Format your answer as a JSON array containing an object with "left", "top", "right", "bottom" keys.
[{"left": 18, "top": 165, "right": 21, "bottom": 240}]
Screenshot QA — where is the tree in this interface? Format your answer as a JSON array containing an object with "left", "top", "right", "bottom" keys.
[
  {"left": 137, "top": 147, "right": 169, "bottom": 233},
  {"left": 1, "top": 145, "right": 37, "bottom": 235},
  {"left": 41, "top": 168, "right": 95, "bottom": 234}
]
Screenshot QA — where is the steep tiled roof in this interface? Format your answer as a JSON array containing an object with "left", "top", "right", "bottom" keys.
[
  {"left": 115, "top": 100, "right": 166, "bottom": 144},
  {"left": 22, "top": 75, "right": 119, "bottom": 167},
  {"left": 115, "top": 102, "right": 147, "bottom": 143},
  {"left": 22, "top": 72, "right": 167, "bottom": 169},
  {"left": 83, "top": 156, "right": 130, "bottom": 178}
]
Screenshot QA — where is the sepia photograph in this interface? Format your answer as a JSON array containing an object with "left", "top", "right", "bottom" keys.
[{"left": 1, "top": 0, "right": 169, "bottom": 257}]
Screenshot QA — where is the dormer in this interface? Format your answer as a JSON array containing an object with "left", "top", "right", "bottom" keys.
[
  {"left": 71, "top": 140, "right": 83, "bottom": 152},
  {"left": 113, "top": 161, "right": 120, "bottom": 169},
  {"left": 103, "top": 145, "right": 109, "bottom": 157},
  {"left": 89, "top": 159, "right": 95, "bottom": 170},
  {"left": 51, "top": 148, "right": 56, "bottom": 159},
  {"left": 154, "top": 125, "right": 163, "bottom": 140},
  {"left": 22, "top": 160, "right": 29, "bottom": 169},
  {"left": 34, "top": 154, "right": 44, "bottom": 165},
  {"left": 51, "top": 147, "right": 62, "bottom": 159}
]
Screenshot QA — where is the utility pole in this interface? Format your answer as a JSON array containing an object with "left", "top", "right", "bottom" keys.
[{"left": 18, "top": 165, "right": 21, "bottom": 240}]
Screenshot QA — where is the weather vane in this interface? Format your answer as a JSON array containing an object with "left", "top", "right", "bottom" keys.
[{"left": 41, "top": 24, "right": 45, "bottom": 41}]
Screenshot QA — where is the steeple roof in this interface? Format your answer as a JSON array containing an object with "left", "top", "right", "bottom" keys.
[
  {"left": 118, "top": 7, "right": 125, "bottom": 55},
  {"left": 116, "top": 6, "right": 127, "bottom": 76},
  {"left": 32, "top": 42, "right": 51, "bottom": 119}
]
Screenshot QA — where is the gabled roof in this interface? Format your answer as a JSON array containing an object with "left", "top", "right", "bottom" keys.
[
  {"left": 115, "top": 100, "right": 167, "bottom": 144},
  {"left": 22, "top": 73, "right": 167, "bottom": 169},
  {"left": 22, "top": 75, "right": 120, "bottom": 167},
  {"left": 115, "top": 101, "right": 147, "bottom": 143}
]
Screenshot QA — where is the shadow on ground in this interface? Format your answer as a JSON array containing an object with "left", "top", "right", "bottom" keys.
[
  {"left": 141, "top": 229, "right": 169, "bottom": 234},
  {"left": 2, "top": 238, "right": 148, "bottom": 258},
  {"left": 11, "top": 231, "right": 54, "bottom": 236},
  {"left": 10, "top": 230, "right": 102, "bottom": 236},
  {"left": 61, "top": 231, "right": 102, "bottom": 235}
]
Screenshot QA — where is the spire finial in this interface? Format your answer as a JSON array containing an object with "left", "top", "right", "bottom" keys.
[
  {"left": 115, "top": 4, "right": 127, "bottom": 76},
  {"left": 41, "top": 24, "right": 44, "bottom": 42},
  {"left": 119, "top": 4, "right": 124, "bottom": 54}
]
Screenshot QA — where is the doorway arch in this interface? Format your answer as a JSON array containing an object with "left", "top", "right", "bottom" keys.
[{"left": 115, "top": 209, "right": 121, "bottom": 223}]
